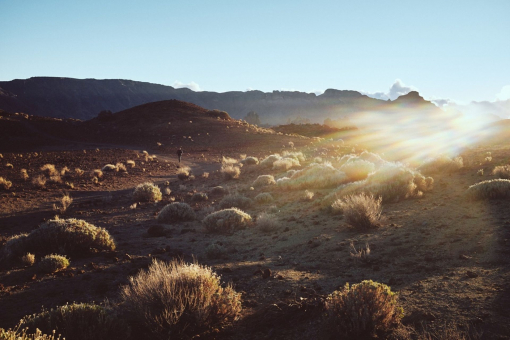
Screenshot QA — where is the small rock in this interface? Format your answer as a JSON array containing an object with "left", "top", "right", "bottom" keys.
[
  {"left": 262, "top": 268, "right": 272, "bottom": 279},
  {"left": 467, "top": 271, "right": 479, "bottom": 278}
]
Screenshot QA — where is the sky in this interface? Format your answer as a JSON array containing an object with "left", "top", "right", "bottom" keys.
[{"left": 1, "top": 0, "right": 509, "bottom": 107}]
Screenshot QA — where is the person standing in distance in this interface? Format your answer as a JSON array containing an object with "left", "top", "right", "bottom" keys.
[{"left": 177, "top": 147, "right": 183, "bottom": 163}]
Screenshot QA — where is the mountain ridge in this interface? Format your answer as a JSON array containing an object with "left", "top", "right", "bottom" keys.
[{"left": 0, "top": 77, "right": 439, "bottom": 124}]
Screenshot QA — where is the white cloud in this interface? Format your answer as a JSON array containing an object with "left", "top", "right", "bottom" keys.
[
  {"left": 310, "top": 89, "right": 324, "bottom": 95},
  {"left": 363, "top": 79, "right": 417, "bottom": 101},
  {"left": 496, "top": 85, "right": 510, "bottom": 101},
  {"left": 172, "top": 80, "right": 201, "bottom": 92}
]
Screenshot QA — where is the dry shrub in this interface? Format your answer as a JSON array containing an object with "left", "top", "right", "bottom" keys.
[
  {"left": 53, "top": 193, "right": 73, "bottom": 215},
  {"left": 492, "top": 165, "right": 510, "bottom": 179},
  {"left": 277, "top": 162, "right": 348, "bottom": 190},
  {"left": 417, "top": 155, "right": 463, "bottom": 175},
  {"left": 202, "top": 172, "right": 209, "bottom": 178},
  {"left": 282, "top": 151, "right": 305, "bottom": 162},
  {"left": 260, "top": 154, "right": 281, "bottom": 168},
  {"left": 219, "top": 194, "right": 253, "bottom": 209},
  {"left": 20, "top": 169, "right": 29, "bottom": 181},
  {"left": 40, "top": 164, "right": 58, "bottom": 176},
  {"left": 205, "top": 243, "right": 227, "bottom": 259},
  {"left": 477, "top": 169, "right": 484, "bottom": 176},
  {"left": 252, "top": 175, "right": 276, "bottom": 188},
  {"left": 334, "top": 193, "right": 382, "bottom": 230},
  {"left": 325, "top": 280, "right": 403, "bottom": 338},
  {"left": 177, "top": 166, "right": 192, "bottom": 180},
  {"left": 203, "top": 208, "right": 252, "bottom": 233},
  {"left": 358, "top": 151, "right": 384, "bottom": 165},
  {"left": 254, "top": 192, "right": 274, "bottom": 204},
  {"left": 191, "top": 192, "right": 208, "bottom": 202},
  {"left": 221, "top": 165, "right": 241, "bottom": 180},
  {"left": 5, "top": 163, "right": 13, "bottom": 169},
  {"left": 116, "top": 162, "right": 127, "bottom": 172},
  {"left": 157, "top": 202, "right": 196, "bottom": 223},
  {"left": 133, "top": 182, "right": 162, "bottom": 202},
  {"left": 1, "top": 218, "right": 115, "bottom": 260},
  {"left": 75, "top": 168, "right": 85, "bottom": 176},
  {"left": 339, "top": 159, "right": 376, "bottom": 181},
  {"left": 210, "top": 186, "right": 229, "bottom": 196},
  {"left": 273, "top": 157, "right": 300, "bottom": 171},
  {"left": 126, "top": 160, "right": 135, "bottom": 168},
  {"left": 60, "top": 166, "right": 70, "bottom": 176},
  {"left": 120, "top": 259, "right": 241, "bottom": 337},
  {"left": 257, "top": 212, "right": 279, "bottom": 232},
  {"left": 21, "top": 253, "right": 35, "bottom": 266},
  {"left": 102, "top": 164, "right": 117, "bottom": 172},
  {"left": 0, "top": 177, "right": 12, "bottom": 190},
  {"left": 0, "top": 328, "right": 60, "bottom": 340},
  {"left": 303, "top": 190, "right": 314, "bottom": 201},
  {"left": 324, "top": 163, "right": 432, "bottom": 206},
  {"left": 20, "top": 303, "right": 129, "bottom": 340},
  {"left": 37, "top": 254, "right": 69, "bottom": 273},
  {"left": 466, "top": 179, "right": 510, "bottom": 200},
  {"left": 241, "top": 156, "right": 259, "bottom": 165},
  {"left": 91, "top": 169, "right": 103, "bottom": 178},
  {"left": 32, "top": 175, "right": 46, "bottom": 188}
]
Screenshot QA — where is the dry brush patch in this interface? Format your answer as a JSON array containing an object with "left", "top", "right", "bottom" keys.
[
  {"left": 157, "top": 202, "right": 196, "bottom": 223},
  {"left": 466, "top": 179, "right": 510, "bottom": 200},
  {"left": 324, "top": 280, "right": 403, "bottom": 339},
  {"left": 19, "top": 303, "right": 129, "bottom": 340},
  {"left": 277, "top": 162, "right": 348, "bottom": 190},
  {"left": 133, "top": 182, "right": 162, "bottom": 202},
  {"left": 252, "top": 175, "right": 276, "bottom": 188},
  {"left": 37, "top": 254, "right": 70, "bottom": 273},
  {"left": 203, "top": 208, "right": 252, "bottom": 233},
  {"left": 219, "top": 194, "right": 253, "bottom": 209},
  {"left": 492, "top": 165, "right": 510, "bottom": 179},
  {"left": 333, "top": 193, "right": 382, "bottom": 230},
  {"left": 0, "top": 177, "right": 12, "bottom": 190},
  {"left": 120, "top": 259, "right": 241, "bottom": 338}
]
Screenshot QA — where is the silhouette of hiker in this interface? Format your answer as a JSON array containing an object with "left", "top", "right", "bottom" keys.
[{"left": 177, "top": 147, "right": 183, "bottom": 163}]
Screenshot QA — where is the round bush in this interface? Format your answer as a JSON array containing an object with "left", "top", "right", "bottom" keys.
[
  {"left": 254, "top": 192, "right": 274, "bottom": 204},
  {"left": 252, "top": 175, "right": 276, "bottom": 188},
  {"left": 219, "top": 194, "right": 253, "bottom": 209},
  {"left": 191, "top": 192, "right": 209, "bottom": 202},
  {"left": 2, "top": 218, "right": 115, "bottom": 260},
  {"left": 241, "top": 156, "right": 259, "bottom": 165},
  {"left": 203, "top": 208, "right": 252, "bottom": 233},
  {"left": 38, "top": 254, "right": 69, "bottom": 273},
  {"left": 210, "top": 186, "right": 229, "bottom": 196},
  {"left": 120, "top": 259, "right": 241, "bottom": 337},
  {"left": 20, "top": 303, "right": 129, "bottom": 340},
  {"left": 157, "top": 202, "right": 196, "bottom": 223},
  {"left": 325, "top": 280, "right": 403, "bottom": 338},
  {"left": 133, "top": 182, "right": 162, "bottom": 202}
]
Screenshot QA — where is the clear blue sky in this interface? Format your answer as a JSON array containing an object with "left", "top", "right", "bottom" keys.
[{"left": 1, "top": 0, "right": 509, "bottom": 103}]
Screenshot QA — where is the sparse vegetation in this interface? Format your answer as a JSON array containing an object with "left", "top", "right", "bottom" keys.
[
  {"left": 20, "top": 169, "right": 29, "bottom": 181},
  {"left": 325, "top": 280, "right": 403, "bottom": 338},
  {"left": 37, "top": 254, "right": 70, "bottom": 273},
  {"left": 0, "top": 328, "right": 60, "bottom": 340},
  {"left": 120, "top": 259, "right": 241, "bottom": 337},
  {"left": 75, "top": 168, "right": 85, "bottom": 176},
  {"left": 191, "top": 192, "right": 208, "bottom": 202},
  {"left": 203, "top": 208, "right": 252, "bottom": 233},
  {"left": 221, "top": 164, "right": 241, "bottom": 180},
  {"left": 417, "top": 155, "right": 463, "bottom": 175},
  {"left": 256, "top": 212, "right": 279, "bottom": 232},
  {"left": 205, "top": 243, "right": 227, "bottom": 259},
  {"left": 241, "top": 156, "right": 259, "bottom": 165},
  {"left": 133, "top": 182, "right": 162, "bottom": 202},
  {"left": 210, "top": 186, "right": 229, "bottom": 196},
  {"left": 177, "top": 166, "right": 192, "bottom": 180},
  {"left": 32, "top": 175, "right": 47, "bottom": 189},
  {"left": 157, "top": 202, "right": 196, "bottom": 223},
  {"left": 52, "top": 193, "right": 73, "bottom": 215},
  {"left": 126, "top": 160, "right": 135, "bottom": 168},
  {"left": 20, "top": 303, "right": 129, "bottom": 340},
  {"left": 260, "top": 154, "right": 281, "bottom": 168},
  {"left": 277, "top": 162, "right": 348, "bottom": 190},
  {"left": 21, "top": 253, "right": 35, "bottom": 266}
]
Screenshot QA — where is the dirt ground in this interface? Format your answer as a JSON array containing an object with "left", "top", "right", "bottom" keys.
[{"left": 1, "top": 136, "right": 510, "bottom": 339}]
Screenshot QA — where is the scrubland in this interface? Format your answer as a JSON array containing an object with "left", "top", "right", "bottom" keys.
[{"left": 1, "top": 140, "right": 510, "bottom": 339}]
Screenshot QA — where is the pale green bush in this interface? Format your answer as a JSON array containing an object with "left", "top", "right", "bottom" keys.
[
  {"left": 260, "top": 154, "right": 281, "bottom": 168},
  {"left": 203, "top": 208, "right": 252, "bottom": 233},
  {"left": 120, "top": 259, "right": 241, "bottom": 337},
  {"left": 157, "top": 202, "right": 196, "bottom": 223},
  {"left": 133, "top": 182, "right": 162, "bottom": 202},
  {"left": 254, "top": 192, "right": 274, "bottom": 204}
]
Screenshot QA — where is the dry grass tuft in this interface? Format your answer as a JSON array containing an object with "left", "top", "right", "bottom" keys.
[
  {"left": 0, "top": 328, "right": 61, "bottom": 340},
  {"left": 40, "top": 164, "right": 58, "bottom": 176},
  {"left": 31, "top": 175, "right": 46, "bottom": 189},
  {"left": 21, "top": 253, "right": 35, "bottom": 266},
  {"left": 20, "top": 169, "right": 29, "bottom": 181},
  {"left": 334, "top": 193, "right": 382, "bottom": 230},
  {"left": 74, "top": 168, "right": 85, "bottom": 176},
  {"left": 177, "top": 166, "right": 192, "bottom": 180},
  {"left": 325, "top": 280, "right": 403, "bottom": 338},
  {"left": 133, "top": 182, "right": 162, "bottom": 202},
  {"left": 157, "top": 202, "right": 196, "bottom": 223},
  {"left": 52, "top": 193, "right": 73, "bottom": 215},
  {"left": 203, "top": 208, "right": 252, "bottom": 233},
  {"left": 120, "top": 259, "right": 241, "bottom": 337},
  {"left": 0, "top": 177, "right": 12, "bottom": 190},
  {"left": 126, "top": 160, "right": 135, "bottom": 168}
]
